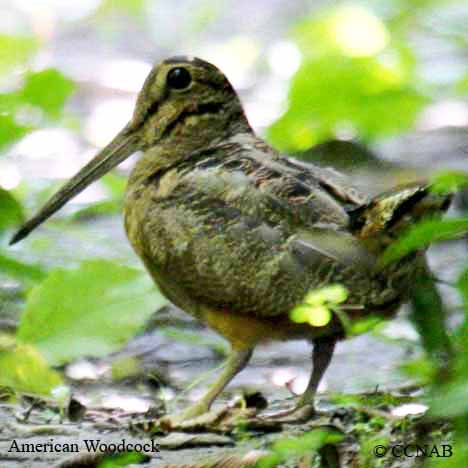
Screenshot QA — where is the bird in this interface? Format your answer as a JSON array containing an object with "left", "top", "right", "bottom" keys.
[{"left": 11, "top": 56, "right": 452, "bottom": 425}]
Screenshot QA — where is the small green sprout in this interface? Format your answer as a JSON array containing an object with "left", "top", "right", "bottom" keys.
[{"left": 289, "top": 284, "right": 348, "bottom": 327}]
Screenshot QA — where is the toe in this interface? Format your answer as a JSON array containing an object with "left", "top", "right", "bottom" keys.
[{"left": 260, "top": 404, "right": 316, "bottom": 424}]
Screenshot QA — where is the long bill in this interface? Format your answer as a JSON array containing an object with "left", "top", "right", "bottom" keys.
[{"left": 10, "top": 123, "right": 140, "bottom": 245}]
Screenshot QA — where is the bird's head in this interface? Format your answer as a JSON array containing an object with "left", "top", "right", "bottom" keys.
[
  {"left": 131, "top": 56, "right": 249, "bottom": 148},
  {"left": 10, "top": 56, "right": 250, "bottom": 244}
]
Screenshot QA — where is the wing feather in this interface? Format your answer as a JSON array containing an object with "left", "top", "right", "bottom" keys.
[{"left": 140, "top": 142, "right": 377, "bottom": 317}]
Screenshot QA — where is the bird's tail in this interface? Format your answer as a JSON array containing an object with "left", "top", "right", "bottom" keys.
[{"left": 348, "top": 182, "right": 452, "bottom": 246}]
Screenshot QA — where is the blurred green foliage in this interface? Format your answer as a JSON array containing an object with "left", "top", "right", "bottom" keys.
[
  {"left": 0, "top": 189, "right": 45, "bottom": 283},
  {"left": 431, "top": 170, "right": 468, "bottom": 194},
  {"left": 382, "top": 217, "right": 468, "bottom": 264},
  {"left": 0, "top": 34, "right": 37, "bottom": 75},
  {"left": 0, "top": 253, "right": 45, "bottom": 282},
  {"left": 375, "top": 170, "right": 468, "bottom": 466},
  {"left": 0, "top": 188, "right": 24, "bottom": 232},
  {"left": 0, "top": 29, "right": 75, "bottom": 296},
  {"left": 267, "top": 1, "right": 468, "bottom": 151},
  {"left": 268, "top": 4, "right": 429, "bottom": 151},
  {"left": 257, "top": 426, "right": 344, "bottom": 467},
  {"left": 0, "top": 335, "right": 63, "bottom": 396},
  {"left": 0, "top": 68, "right": 74, "bottom": 149},
  {"left": 97, "top": 451, "right": 150, "bottom": 468},
  {"left": 17, "top": 260, "right": 167, "bottom": 365},
  {"left": 18, "top": 69, "right": 75, "bottom": 120}
]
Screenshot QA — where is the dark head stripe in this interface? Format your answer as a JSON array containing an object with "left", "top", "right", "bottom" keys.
[{"left": 163, "top": 56, "right": 217, "bottom": 71}]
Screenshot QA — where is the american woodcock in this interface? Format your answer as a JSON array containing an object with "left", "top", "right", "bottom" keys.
[{"left": 11, "top": 56, "right": 452, "bottom": 424}]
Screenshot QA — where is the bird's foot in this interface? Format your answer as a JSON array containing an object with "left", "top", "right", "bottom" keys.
[
  {"left": 129, "top": 405, "right": 228, "bottom": 434},
  {"left": 144, "top": 400, "right": 282, "bottom": 433},
  {"left": 158, "top": 402, "right": 216, "bottom": 431},
  {"left": 259, "top": 403, "right": 317, "bottom": 424}
]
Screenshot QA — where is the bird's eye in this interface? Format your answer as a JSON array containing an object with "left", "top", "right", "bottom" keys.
[{"left": 167, "top": 67, "right": 192, "bottom": 90}]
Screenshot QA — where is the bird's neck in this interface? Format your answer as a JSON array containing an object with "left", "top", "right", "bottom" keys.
[{"left": 128, "top": 104, "right": 252, "bottom": 188}]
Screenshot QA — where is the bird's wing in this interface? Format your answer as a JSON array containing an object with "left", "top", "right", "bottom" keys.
[
  {"left": 141, "top": 141, "right": 377, "bottom": 317},
  {"left": 173, "top": 140, "right": 368, "bottom": 229},
  {"left": 280, "top": 156, "right": 370, "bottom": 207}
]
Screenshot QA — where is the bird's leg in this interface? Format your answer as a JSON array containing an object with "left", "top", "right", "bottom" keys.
[
  {"left": 264, "top": 337, "right": 336, "bottom": 422},
  {"left": 297, "top": 337, "right": 336, "bottom": 409},
  {"left": 164, "top": 348, "right": 253, "bottom": 424}
]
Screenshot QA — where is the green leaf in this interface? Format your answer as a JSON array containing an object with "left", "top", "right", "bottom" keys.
[
  {"left": 0, "top": 34, "right": 37, "bottom": 73},
  {"left": 267, "top": 5, "right": 428, "bottom": 151},
  {"left": 429, "top": 381, "right": 468, "bottom": 418},
  {"left": 289, "top": 304, "right": 332, "bottom": 327},
  {"left": 454, "top": 268, "right": 468, "bottom": 372},
  {"left": 348, "top": 316, "right": 384, "bottom": 335},
  {"left": 17, "top": 260, "right": 168, "bottom": 365},
  {"left": 458, "top": 268, "right": 468, "bottom": 316},
  {"left": 0, "top": 68, "right": 74, "bottom": 149},
  {"left": 400, "top": 357, "right": 436, "bottom": 383},
  {"left": 409, "top": 260, "right": 453, "bottom": 371},
  {"left": 19, "top": 69, "right": 75, "bottom": 119},
  {"left": 427, "top": 266, "right": 468, "bottom": 419},
  {"left": 0, "top": 113, "right": 29, "bottom": 150},
  {"left": 257, "top": 427, "right": 344, "bottom": 468},
  {"left": 431, "top": 170, "right": 468, "bottom": 194},
  {"left": 0, "top": 253, "right": 46, "bottom": 282},
  {"left": 381, "top": 218, "right": 468, "bottom": 264},
  {"left": 289, "top": 285, "right": 347, "bottom": 328},
  {"left": 268, "top": 56, "right": 427, "bottom": 151},
  {"left": 0, "top": 188, "right": 24, "bottom": 233},
  {"left": 359, "top": 434, "right": 391, "bottom": 468},
  {"left": 98, "top": 451, "right": 149, "bottom": 468},
  {"left": 0, "top": 336, "right": 63, "bottom": 396},
  {"left": 304, "top": 284, "right": 348, "bottom": 305}
]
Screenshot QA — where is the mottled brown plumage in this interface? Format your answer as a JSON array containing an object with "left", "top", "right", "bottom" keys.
[{"left": 12, "top": 56, "right": 451, "bottom": 423}]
